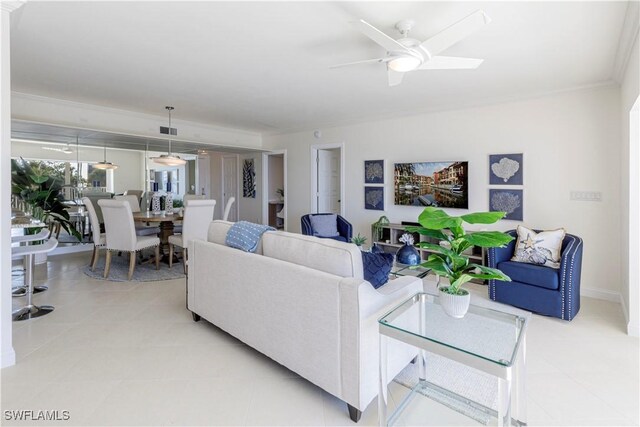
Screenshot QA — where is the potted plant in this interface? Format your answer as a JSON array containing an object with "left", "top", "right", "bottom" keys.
[
  {"left": 276, "top": 188, "right": 285, "bottom": 201},
  {"left": 351, "top": 233, "right": 367, "bottom": 248},
  {"left": 406, "top": 207, "right": 513, "bottom": 318},
  {"left": 11, "top": 158, "right": 81, "bottom": 241},
  {"left": 372, "top": 215, "right": 390, "bottom": 242}
]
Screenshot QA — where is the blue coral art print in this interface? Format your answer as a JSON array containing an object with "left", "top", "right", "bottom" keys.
[
  {"left": 364, "top": 160, "right": 384, "bottom": 184},
  {"left": 489, "top": 189, "right": 523, "bottom": 221},
  {"left": 365, "top": 186, "right": 384, "bottom": 210}
]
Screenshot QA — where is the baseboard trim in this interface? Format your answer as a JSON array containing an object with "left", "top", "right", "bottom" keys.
[
  {"left": 1, "top": 348, "right": 16, "bottom": 369},
  {"left": 628, "top": 323, "right": 640, "bottom": 337},
  {"left": 620, "top": 294, "right": 630, "bottom": 326},
  {"left": 581, "top": 287, "right": 621, "bottom": 303}
]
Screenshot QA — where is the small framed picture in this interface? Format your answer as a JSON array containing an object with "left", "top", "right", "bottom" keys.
[
  {"left": 365, "top": 186, "right": 384, "bottom": 210},
  {"left": 489, "top": 189, "right": 523, "bottom": 221},
  {"left": 489, "top": 153, "right": 523, "bottom": 185},
  {"left": 364, "top": 160, "right": 384, "bottom": 184}
]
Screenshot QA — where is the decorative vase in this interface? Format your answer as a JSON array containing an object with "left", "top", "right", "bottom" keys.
[
  {"left": 396, "top": 242, "right": 420, "bottom": 265},
  {"left": 438, "top": 287, "right": 471, "bottom": 318},
  {"left": 151, "top": 193, "right": 161, "bottom": 214},
  {"left": 165, "top": 192, "right": 173, "bottom": 213}
]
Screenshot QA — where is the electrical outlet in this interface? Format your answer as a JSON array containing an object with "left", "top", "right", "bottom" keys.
[{"left": 570, "top": 191, "right": 602, "bottom": 202}]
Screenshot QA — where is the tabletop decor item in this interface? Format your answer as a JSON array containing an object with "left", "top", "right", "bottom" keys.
[
  {"left": 406, "top": 207, "right": 514, "bottom": 317},
  {"left": 372, "top": 215, "right": 390, "bottom": 242},
  {"left": 11, "top": 158, "right": 81, "bottom": 240},
  {"left": 351, "top": 233, "right": 367, "bottom": 248},
  {"left": 396, "top": 233, "right": 420, "bottom": 265}
]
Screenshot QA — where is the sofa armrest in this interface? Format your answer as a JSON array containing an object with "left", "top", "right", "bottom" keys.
[
  {"left": 338, "top": 275, "right": 423, "bottom": 410},
  {"left": 559, "top": 234, "right": 583, "bottom": 320},
  {"left": 487, "top": 230, "right": 517, "bottom": 268}
]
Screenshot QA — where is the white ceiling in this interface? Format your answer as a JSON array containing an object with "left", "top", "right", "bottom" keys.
[{"left": 10, "top": 1, "right": 629, "bottom": 133}]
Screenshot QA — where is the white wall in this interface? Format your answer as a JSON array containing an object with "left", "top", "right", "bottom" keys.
[
  {"left": 620, "top": 29, "right": 640, "bottom": 336},
  {"left": 264, "top": 85, "right": 622, "bottom": 298},
  {"left": 12, "top": 92, "right": 262, "bottom": 149},
  {"left": 11, "top": 140, "right": 144, "bottom": 194}
]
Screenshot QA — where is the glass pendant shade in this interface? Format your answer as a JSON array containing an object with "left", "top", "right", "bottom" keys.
[
  {"left": 94, "top": 143, "right": 118, "bottom": 169},
  {"left": 152, "top": 106, "right": 186, "bottom": 166}
]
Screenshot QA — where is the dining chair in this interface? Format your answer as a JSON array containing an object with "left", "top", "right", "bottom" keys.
[
  {"left": 115, "top": 195, "right": 161, "bottom": 236},
  {"left": 98, "top": 199, "right": 160, "bottom": 280},
  {"left": 12, "top": 237, "right": 58, "bottom": 321},
  {"left": 123, "top": 190, "right": 144, "bottom": 204},
  {"left": 223, "top": 196, "right": 236, "bottom": 221},
  {"left": 168, "top": 199, "right": 216, "bottom": 274},
  {"left": 183, "top": 194, "right": 205, "bottom": 204},
  {"left": 82, "top": 197, "right": 107, "bottom": 271}
]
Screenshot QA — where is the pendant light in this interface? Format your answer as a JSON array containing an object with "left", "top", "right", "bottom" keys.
[
  {"left": 93, "top": 141, "right": 118, "bottom": 170},
  {"left": 152, "top": 106, "right": 186, "bottom": 166}
]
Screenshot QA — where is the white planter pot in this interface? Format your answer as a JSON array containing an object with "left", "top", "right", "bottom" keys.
[{"left": 438, "top": 287, "right": 471, "bottom": 318}]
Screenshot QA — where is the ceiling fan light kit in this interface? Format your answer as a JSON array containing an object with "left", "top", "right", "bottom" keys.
[
  {"left": 152, "top": 106, "right": 187, "bottom": 166},
  {"left": 332, "top": 10, "right": 491, "bottom": 86}
]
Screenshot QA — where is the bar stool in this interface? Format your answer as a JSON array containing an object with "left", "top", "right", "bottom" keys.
[
  {"left": 11, "top": 237, "right": 58, "bottom": 321},
  {"left": 11, "top": 228, "right": 51, "bottom": 297}
]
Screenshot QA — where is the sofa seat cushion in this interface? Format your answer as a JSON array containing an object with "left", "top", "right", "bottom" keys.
[
  {"left": 327, "top": 235, "right": 348, "bottom": 242},
  {"left": 498, "top": 260, "right": 559, "bottom": 290},
  {"left": 361, "top": 251, "right": 394, "bottom": 289}
]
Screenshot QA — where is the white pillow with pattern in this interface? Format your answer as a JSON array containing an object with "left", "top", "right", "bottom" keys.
[{"left": 511, "top": 225, "right": 566, "bottom": 269}]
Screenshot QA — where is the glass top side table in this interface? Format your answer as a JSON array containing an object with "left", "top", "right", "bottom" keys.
[{"left": 378, "top": 292, "right": 529, "bottom": 426}]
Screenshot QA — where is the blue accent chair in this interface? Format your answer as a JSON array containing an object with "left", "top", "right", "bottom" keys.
[
  {"left": 487, "top": 230, "right": 584, "bottom": 321},
  {"left": 300, "top": 213, "right": 353, "bottom": 242}
]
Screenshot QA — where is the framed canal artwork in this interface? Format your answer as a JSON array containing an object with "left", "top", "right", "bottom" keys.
[{"left": 394, "top": 161, "right": 469, "bottom": 209}]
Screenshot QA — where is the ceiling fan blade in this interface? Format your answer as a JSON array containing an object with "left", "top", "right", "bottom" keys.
[
  {"left": 420, "top": 10, "right": 491, "bottom": 57},
  {"left": 329, "top": 57, "right": 388, "bottom": 69},
  {"left": 388, "top": 69, "right": 404, "bottom": 87},
  {"left": 352, "top": 19, "right": 411, "bottom": 53},
  {"left": 418, "top": 56, "right": 484, "bottom": 70}
]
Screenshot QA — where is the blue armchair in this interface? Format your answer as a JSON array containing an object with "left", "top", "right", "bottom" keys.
[
  {"left": 487, "top": 230, "right": 583, "bottom": 321},
  {"left": 301, "top": 213, "right": 353, "bottom": 242}
]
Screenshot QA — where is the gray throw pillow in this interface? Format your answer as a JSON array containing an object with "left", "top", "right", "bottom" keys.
[{"left": 309, "top": 214, "right": 339, "bottom": 237}]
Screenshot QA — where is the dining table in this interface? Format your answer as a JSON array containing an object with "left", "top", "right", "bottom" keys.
[{"left": 132, "top": 211, "right": 183, "bottom": 263}]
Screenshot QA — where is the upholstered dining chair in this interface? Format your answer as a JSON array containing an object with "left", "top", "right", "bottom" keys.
[
  {"left": 115, "top": 195, "right": 161, "bottom": 237},
  {"left": 183, "top": 194, "right": 205, "bottom": 204},
  {"left": 123, "top": 189, "right": 144, "bottom": 203},
  {"left": 84, "top": 193, "right": 113, "bottom": 229},
  {"left": 168, "top": 199, "right": 216, "bottom": 274},
  {"left": 222, "top": 196, "right": 235, "bottom": 221},
  {"left": 98, "top": 199, "right": 160, "bottom": 280},
  {"left": 82, "top": 197, "right": 106, "bottom": 271},
  {"left": 301, "top": 213, "right": 353, "bottom": 242}
]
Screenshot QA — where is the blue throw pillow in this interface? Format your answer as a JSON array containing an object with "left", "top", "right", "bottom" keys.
[
  {"left": 309, "top": 214, "right": 339, "bottom": 238},
  {"left": 361, "top": 251, "right": 394, "bottom": 289}
]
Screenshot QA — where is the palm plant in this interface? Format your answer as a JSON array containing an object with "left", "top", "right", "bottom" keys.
[
  {"left": 11, "top": 158, "right": 81, "bottom": 240},
  {"left": 406, "top": 207, "right": 513, "bottom": 295}
]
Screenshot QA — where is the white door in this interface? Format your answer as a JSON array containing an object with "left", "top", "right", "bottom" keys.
[
  {"left": 317, "top": 149, "right": 340, "bottom": 213},
  {"left": 222, "top": 156, "right": 238, "bottom": 221},
  {"left": 197, "top": 156, "right": 210, "bottom": 197}
]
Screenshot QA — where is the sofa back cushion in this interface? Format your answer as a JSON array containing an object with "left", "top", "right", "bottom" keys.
[
  {"left": 207, "top": 220, "right": 264, "bottom": 255},
  {"left": 262, "top": 231, "right": 363, "bottom": 279}
]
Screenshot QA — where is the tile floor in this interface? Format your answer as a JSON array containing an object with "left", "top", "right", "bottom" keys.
[{"left": 1, "top": 252, "right": 638, "bottom": 426}]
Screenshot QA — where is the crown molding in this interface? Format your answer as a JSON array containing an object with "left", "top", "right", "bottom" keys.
[
  {"left": 612, "top": 0, "right": 640, "bottom": 83},
  {"left": 0, "top": 1, "right": 25, "bottom": 13}
]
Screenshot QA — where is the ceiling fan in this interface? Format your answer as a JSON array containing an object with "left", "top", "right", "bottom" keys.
[
  {"left": 42, "top": 143, "right": 74, "bottom": 154},
  {"left": 331, "top": 10, "right": 491, "bottom": 86}
]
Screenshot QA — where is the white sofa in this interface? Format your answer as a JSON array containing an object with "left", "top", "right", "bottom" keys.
[{"left": 187, "top": 220, "right": 423, "bottom": 422}]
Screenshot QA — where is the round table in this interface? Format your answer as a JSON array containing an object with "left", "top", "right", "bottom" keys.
[{"left": 132, "top": 211, "right": 183, "bottom": 263}]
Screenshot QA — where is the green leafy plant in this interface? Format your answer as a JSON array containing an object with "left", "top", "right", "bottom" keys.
[
  {"left": 172, "top": 199, "right": 184, "bottom": 208},
  {"left": 372, "top": 215, "right": 390, "bottom": 242},
  {"left": 11, "top": 158, "right": 81, "bottom": 241},
  {"left": 406, "top": 207, "right": 513, "bottom": 295},
  {"left": 351, "top": 233, "right": 367, "bottom": 246},
  {"left": 276, "top": 188, "right": 284, "bottom": 198}
]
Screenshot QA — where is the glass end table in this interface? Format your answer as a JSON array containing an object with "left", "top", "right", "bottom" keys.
[
  {"left": 390, "top": 262, "right": 431, "bottom": 279},
  {"left": 378, "top": 292, "right": 529, "bottom": 426}
]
